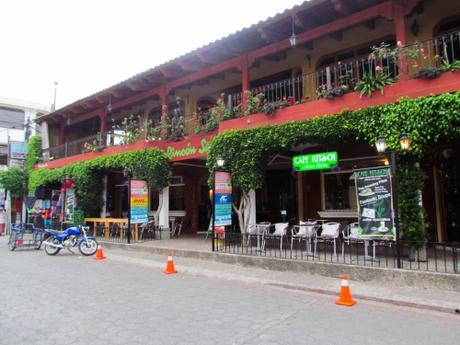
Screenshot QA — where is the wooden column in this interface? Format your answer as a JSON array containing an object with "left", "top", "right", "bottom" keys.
[
  {"left": 393, "top": 0, "right": 408, "bottom": 81},
  {"left": 58, "top": 124, "right": 65, "bottom": 145},
  {"left": 240, "top": 55, "right": 250, "bottom": 105},
  {"left": 99, "top": 108, "right": 107, "bottom": 145},
  {"left": 160, "top": 87, "right": 169, "bottom": 140}
]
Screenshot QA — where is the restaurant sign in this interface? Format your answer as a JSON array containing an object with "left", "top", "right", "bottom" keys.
[
  {"left": 130, "top": 180, "right": 149, "bottom": 224},
  {"left": 355, "top": 167, "right": 395, "bottom": 239},
  {"left": 214, "top": 172, "right": 232, "bottom": 227},
  {"left": 292, "top": 151, "right": 338, "bottom": 172}
]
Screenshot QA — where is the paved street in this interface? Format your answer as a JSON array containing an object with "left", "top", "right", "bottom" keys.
[{"left": 1, "top": 243, "right": 459, "bottom": 345}]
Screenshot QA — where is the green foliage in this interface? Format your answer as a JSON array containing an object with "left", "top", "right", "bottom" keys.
[
  {"left": 193, "top": 95, "right": 231, "bottom": 134},
  {"left": 208, "top": 92, "right": 460, "bottom": 243},
  {"left": 442, "top": 59, "right": 460, "bottom": 72},
  {"left": 397, "top": 158, "right": 427, "bottom": 246},
  {"left": 0, "top": 168, "right": 26, "bottom": 197},
  {"left": 73, "top": 210, "right": 85, "bottom": 226},
  {"left": 29, "top": 148, "right": 171, "bottom": 216},
  {"left": 25, "top": 136, "right": 42, "bottom": 176},
  {"left": 354, "top": 72, "right": 393, "bottom": 97}
]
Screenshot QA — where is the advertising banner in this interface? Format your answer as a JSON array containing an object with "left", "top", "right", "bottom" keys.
[
  {"left": 64, "top": 189, "right": 75, "bottom": 222},
  {"left": 130, "top": 180, "right": 148, "bottom": 224},
  {"left": 355, "top": 167, "right": 395, "bottom": 239},
  {"left": 214, "top": 172, "right": 232, "bottom": 227}
]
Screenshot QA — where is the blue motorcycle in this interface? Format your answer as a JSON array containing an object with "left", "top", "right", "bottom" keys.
[{"left": 43, "top": 225, "right": 98, "bottom": 256}]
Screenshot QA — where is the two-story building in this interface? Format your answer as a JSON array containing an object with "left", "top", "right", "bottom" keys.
[{"left": 34, "top": 0, "right": 460, "bottom": 243}]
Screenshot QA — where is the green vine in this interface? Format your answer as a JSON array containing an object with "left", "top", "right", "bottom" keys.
[
  {"left": 30, "top": 148, "right": 171, "bottom": 216},
  {"left": 208, "top": 92, "right": 460, "bottom": 242},
  {"left": 0, "top": 168, "right": 26, "bottom": 197}
]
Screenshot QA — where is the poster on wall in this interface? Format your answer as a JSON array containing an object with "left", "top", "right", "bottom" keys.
[
  {"left": 214, "top": 172, "right": 232, "bottom": 227},
  {"left": 130, "top": 180, "right": 148, "bottom": 224},
  {"left": 64, "top": 189, "right": 76, "bottom": 222},
  {"left": 355, "top": 167, "right": 395, "bottom": 239}
]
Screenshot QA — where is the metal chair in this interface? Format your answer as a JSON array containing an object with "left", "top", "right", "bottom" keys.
[
  {"left": 291, "top": 221, "right": 320, "bottom": 255},
  {"left": 315, "top": 222, "right": 341, "bottom": 256},
  {"left": 247, "top": 222, "right": 270, "bottom": 250},
  {"left": 263, "top": 222, "right": 288, "bottom": 251}
]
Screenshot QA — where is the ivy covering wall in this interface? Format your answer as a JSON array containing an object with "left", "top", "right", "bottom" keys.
[
  {"left": 207, "top": 92, "right": 460, "bottom": 242},
  {"left": 29, "top": 148, "right": 171, "bottom": 216}
]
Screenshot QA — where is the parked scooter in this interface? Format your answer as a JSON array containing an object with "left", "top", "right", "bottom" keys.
[{"left": 43, "top": 225, "right": 98, "bottom": 256}]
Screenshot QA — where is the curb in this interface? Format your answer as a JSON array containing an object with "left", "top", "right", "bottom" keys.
[
  {"left": 266, "top": 283, "right": 460, "bottom": 315},
  {"left": 101, "top": 241, "right": 460, "bottom": 314}
]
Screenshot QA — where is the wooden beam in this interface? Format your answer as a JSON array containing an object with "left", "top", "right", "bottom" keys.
[
  {"left": 196, "top": 52, "right": 221, "bottom": 65},
  {"left": 248, "top": 1, "right": 393, "bottom": 65},
  {"left": 330, "top": 32, "right": 343, "bottom": 41},
  {"left": 177, "top": 59, "right": 203, "bottom": 72},
  {"left": 127, "top": 80, "right": 151, "bottom": 92},
  {"left": 159, "top": 67, "right": 183, "bottom": 79},
  {"left": 110, "top": 88, "right": 130, "bottom": 98},
  {"left": 332, "top": 0, "right": 353, "bottom": 16},
  {"left": 404, "top": 0, "right": 423, "bottom": 15},
  {"left": 257, "top": 27, "right": 286, "bottom": 43},
  {"left": 364, "top": 19, "right": 376, "bottom": 30},
  {"left": 293, "top": 13, "right": 313, "bottom": 30}
]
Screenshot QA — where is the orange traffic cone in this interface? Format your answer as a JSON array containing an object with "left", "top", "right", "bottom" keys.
[
  {"left": 164, "top": 252, "right": 177, "bottom": 274},
  {"left": 335, "top": 274, "right": 356, "bottom": 306},
  {"left": 94, "top": 244, "right": 106, "bottom": 260}
]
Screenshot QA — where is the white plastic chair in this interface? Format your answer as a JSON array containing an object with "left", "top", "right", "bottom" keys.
[
  {"left": 264, "top": 222, "right": 288, "bottom": 251},
  {"left": 247, "top": 222, "right": 270, "bottom": 250},
  {"left": 315, "top": 222, "right": 341, "bottom": 256},
  {"left": 291, "top": 221, "right": 318, "bottom": 253}
]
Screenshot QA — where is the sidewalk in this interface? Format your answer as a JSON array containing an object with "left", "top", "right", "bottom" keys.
[{"left": 102, "top": 243, "right": 460, "bottom": 315}]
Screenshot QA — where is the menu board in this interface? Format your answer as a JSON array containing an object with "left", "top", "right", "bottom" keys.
[
  {"left": 214, "top": 172, "right": 232, "bottom": 227},
  {"left": 130, "top": 180, "right": 149, "bottom": 224},
  {"left": 355, "top": 167, "right": 395, "bottom": 239}
]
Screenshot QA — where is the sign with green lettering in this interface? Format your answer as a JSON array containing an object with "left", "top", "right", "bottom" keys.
[{"left": 292, "top": 151, "right": 338, "bottom": 172}]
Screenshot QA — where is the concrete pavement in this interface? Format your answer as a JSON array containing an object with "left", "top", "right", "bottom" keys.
[
  {"left": 104, "top": 246, "right": 460, "bottom": 314},
  {"left": 1, "top": 241, "right": 460, "bottom": 345}
]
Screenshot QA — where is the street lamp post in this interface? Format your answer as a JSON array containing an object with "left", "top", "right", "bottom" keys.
[
  {"left": 124, "top": 169, "right": 132, "bottom": 244},
  {"left": 375, "top": 135, "right": 412, "bottom": 269},
  {"left": 212, "top": 156, "right": 225, "bottom": 252}
]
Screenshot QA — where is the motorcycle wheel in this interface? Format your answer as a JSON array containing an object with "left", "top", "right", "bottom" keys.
[
  {"left": 78, "top": 239, "right": 98, "bottom": 256},
  {"left": 44, "top": 238, "right": 61, "bottom": 256}
]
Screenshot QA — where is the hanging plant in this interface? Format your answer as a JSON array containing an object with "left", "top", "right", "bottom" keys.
[{"left": 29, "top": 148, "right": 171, "bottom": 216}]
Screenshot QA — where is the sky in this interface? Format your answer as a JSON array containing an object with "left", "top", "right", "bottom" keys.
[{"left": 1, "top": 0, "right": 305, "bottom": 110}]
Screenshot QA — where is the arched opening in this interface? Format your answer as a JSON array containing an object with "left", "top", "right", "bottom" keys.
[{"left": 433, "top": 15, "right": 460, "bottom": 64}]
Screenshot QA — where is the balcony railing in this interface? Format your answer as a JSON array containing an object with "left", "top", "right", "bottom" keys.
[
  {"left": 230, "top": 30, "right": 460, "bottom": 104},
  {"left": 44, "top": 31, "right": 460, "bottom": 161}
]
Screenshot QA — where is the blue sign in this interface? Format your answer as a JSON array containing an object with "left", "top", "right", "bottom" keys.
[{"left": 214, "top": 193, "right": 232, "bottom": 226}]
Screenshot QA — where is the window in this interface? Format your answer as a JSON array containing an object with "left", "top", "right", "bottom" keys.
[
  {"left": 169, "top": 176, "right": 185, "bottom": 211},
  {"left": 321, "top": 156, "right": 387, "bottom": 211}
]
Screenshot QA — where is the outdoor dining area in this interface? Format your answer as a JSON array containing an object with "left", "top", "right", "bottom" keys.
[{"left": 219, "top": 219, "right": 460, "bottom": 275}]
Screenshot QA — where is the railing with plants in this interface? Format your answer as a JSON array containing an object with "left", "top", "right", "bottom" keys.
[
  {"left": 46, "top": 133, "right": 102, "bottom": 160},
  {"left": 230, "top": 30, "right": 459, "bottom": 104},
  {"left": 44, "top": 31, "right": 460, "bottom": 161}
]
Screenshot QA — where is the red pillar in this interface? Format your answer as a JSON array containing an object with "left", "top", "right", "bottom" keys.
[
  {"left": 240, "top": 55, "right": 250, "bottom": 105},
  {"left": 99, "top": 108, "right": 107, "bottom": 145},
  {"left": 393, "top": 0, "right": 409, "bottom": 81}
]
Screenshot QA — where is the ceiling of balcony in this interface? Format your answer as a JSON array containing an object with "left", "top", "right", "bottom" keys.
[{"left": 39, "top": 0, "right": 389, "bottom": 125}]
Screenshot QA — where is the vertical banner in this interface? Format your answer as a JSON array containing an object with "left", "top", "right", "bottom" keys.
[
  {"left": 355, "top": 167, "right": 395, "bottom": 239},
  {"left": 130, "top": 180, "right": 148, "bottom": 224},
  {"left": 64, "top": 189, "right": 75, "bottom": 222},
  {"left": 214, "top": 172, "right": 232, "bottom": 227}
]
